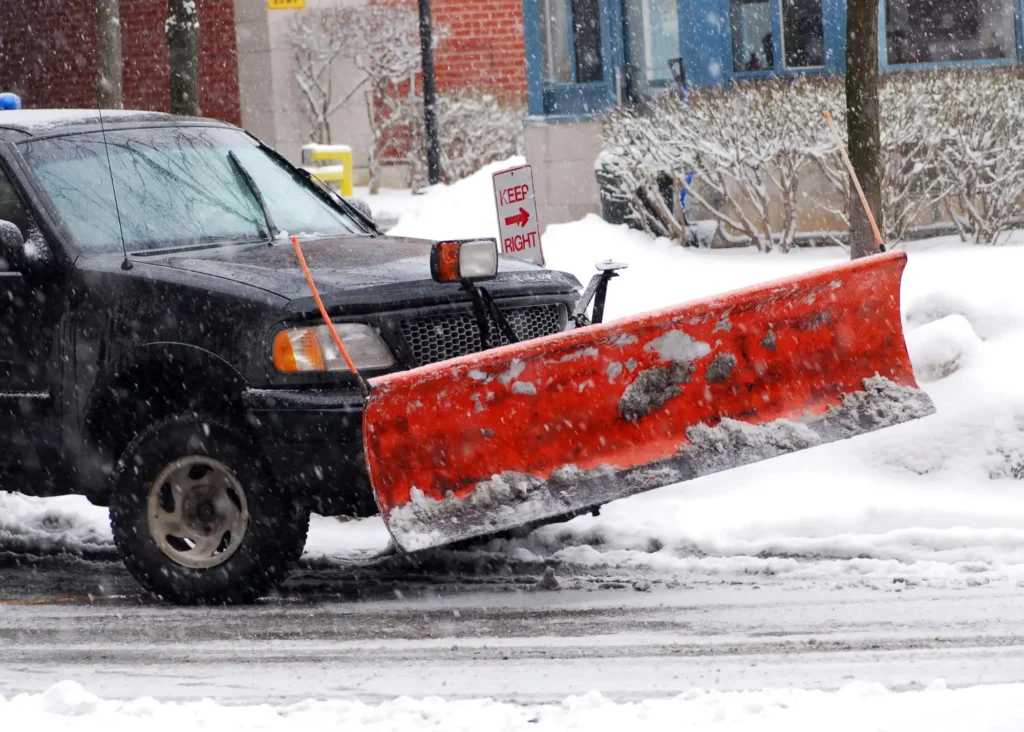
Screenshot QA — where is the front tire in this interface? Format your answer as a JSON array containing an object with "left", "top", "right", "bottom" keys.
[{"left": 109, "top": 414, "right": 309, "bottom": 604}]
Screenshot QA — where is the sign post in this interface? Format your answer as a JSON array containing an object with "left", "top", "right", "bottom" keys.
[{"left": 492, "top": 164, "right": 544, "bottom": 266}]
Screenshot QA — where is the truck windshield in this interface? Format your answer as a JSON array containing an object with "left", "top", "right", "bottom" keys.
[{"left": 18, "top": 125, "right": 363, "bottom": 252}]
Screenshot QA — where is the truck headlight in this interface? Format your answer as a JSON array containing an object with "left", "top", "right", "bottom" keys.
[{"left": 273, "top": 323, "right": 395, "bottom": 373}]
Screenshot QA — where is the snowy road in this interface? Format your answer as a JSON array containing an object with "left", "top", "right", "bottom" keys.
[{"left": 2, "top": 556, "right": 1024, "bottom": 704}]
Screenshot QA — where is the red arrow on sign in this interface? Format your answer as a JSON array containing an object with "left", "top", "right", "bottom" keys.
[{"left": 504, "top": 207, "right": 530, "bottom": 228}]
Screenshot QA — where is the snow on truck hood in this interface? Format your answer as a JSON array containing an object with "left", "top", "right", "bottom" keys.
[{"left": 156, "top": 235, "right": 578, "bottom": 305}]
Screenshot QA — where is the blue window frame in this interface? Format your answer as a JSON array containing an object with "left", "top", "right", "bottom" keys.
[
  {"left": 881, "top": 0, "right": 1020, "bottom": 70},
  {"left": 523, "top": 0, "right": 1024, "bottom": 118},
  {"left": 524, "top": 0, "right": 624, "bottom": 117},
  {"left": 727, "top": 0, "right": 831, "bottom": 78}
]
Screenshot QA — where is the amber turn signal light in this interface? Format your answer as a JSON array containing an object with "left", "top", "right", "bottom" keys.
[{"left": 430, "top": 239, "right": 499, "bottom": 284}]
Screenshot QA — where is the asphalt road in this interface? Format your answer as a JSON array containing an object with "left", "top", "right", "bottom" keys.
[{"left": 3, "top": 552, "right": 1024, "bottom": 703}]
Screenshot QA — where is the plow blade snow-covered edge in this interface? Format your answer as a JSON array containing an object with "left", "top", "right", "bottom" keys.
[{"left": 363, "top": 251, "right": 935, "bottom": 553}]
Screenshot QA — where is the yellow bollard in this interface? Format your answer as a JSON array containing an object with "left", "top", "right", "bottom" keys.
[{"left": 301, "top": 144, "right": 354, "bottom": 197}]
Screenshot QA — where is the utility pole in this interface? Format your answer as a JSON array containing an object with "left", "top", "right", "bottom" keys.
[
  {"left": 96, "top": 0, "right": 123, "bottom": 108},
  {"left": 845, "top": 0, "right": 884, "bottom": 259},
  {"left": 167, "top": 0, "right": 200, "bottom": 116},
  {"left": 417, "top": 0, "right": 442, "bottom": 185}
]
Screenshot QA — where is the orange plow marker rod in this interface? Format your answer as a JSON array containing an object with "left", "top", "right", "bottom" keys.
[{"left": 363, "top": 252, "right": 935, "bottom": 552}]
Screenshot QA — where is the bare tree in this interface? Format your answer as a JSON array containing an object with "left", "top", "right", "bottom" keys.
[
  {"left": 167, "top": 0, "right": 200, "bottom": 116},
  {"left": 289, "top": 8, "right": 368, "bottom": 145},
  {"left": 845, "top": 0, "right": 883, "bottom": 258},
  {"left": 288, "top": 5, "right": 422, "bottom": 191},
  {"left": 353, "top": 5, "right": 425, "bottom": 193},
  {"left": 96, "top": 0, "right": 123, "bottom": 108}
]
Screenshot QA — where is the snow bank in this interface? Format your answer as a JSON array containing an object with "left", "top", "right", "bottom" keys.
[
  {"left": 387, "top": 156, "right": 525, "bottom": 242},
  {"left": 6, "top": 679, "right": 1024, "bottom": 731},
  {"left": 0, "top": 493, "right": 113, "bottom": 558}
]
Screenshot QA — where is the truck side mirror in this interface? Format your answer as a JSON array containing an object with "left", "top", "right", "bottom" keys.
[
  {"left": 0, "top": 219, "right": 24, "bottom": 272},
  {"left": 346, "top": 197, "right": 374, "bottom": 223},
  {"left": 0, "top": 219, "right": 52, "bottom": 276}
]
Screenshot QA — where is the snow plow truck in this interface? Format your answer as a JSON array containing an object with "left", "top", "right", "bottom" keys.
[{"left": 0, "top": 109, "right": 934, "bottom": 603}]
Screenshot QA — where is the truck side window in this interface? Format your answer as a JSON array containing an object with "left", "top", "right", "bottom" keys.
[{"left": 0, "top": 166, "right": 31, "bottom": 237}]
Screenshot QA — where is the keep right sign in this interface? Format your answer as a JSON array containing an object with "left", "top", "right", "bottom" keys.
[{"left": 493, "top": 164, "right": 544, "bottom": 266}]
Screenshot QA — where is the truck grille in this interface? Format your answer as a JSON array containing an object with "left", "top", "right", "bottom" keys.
[{"left": 400, "top": 304, "right": 564, "bottom": 367}]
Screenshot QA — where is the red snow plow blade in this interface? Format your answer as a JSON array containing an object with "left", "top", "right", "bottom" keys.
[{"left": 363, "top": 251, "right": 934, "bottom": 552}]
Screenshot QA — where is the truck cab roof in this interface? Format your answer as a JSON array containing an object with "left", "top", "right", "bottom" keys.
[{"left": 0, "top": 109, "right": 230, "bottom": 140}]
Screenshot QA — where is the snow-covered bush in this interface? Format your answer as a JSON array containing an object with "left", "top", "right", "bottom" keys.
[
  {"left": 291, "top": 6, "right": 519, "bottom": 191},
  {"left": 602, "top": 69, "right": 1024, "bottom": 249},
  {"left": 930, "top": 69, "right": 1024, "bottom": 245},
  {"left": 394, "top": 90, "right": 526, "bottom": 190},
  {"left": 437, "top": 92, "right": 525, "bottom": 185},
  {"left": 601, "top": 78, "right": 842, "bottom": 252}
]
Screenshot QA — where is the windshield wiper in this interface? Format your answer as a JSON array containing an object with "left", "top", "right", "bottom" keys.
[{"left": 228, "top": 151, "right": 280, "bottom": 243}]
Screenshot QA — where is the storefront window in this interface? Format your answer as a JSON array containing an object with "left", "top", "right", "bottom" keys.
[
  {"left": 782, "top": 0, "right": 825, "bottom": 67},
  {"left": 731, "top": 0, "right": 774, "bottom": 72},
  {"left": 540, "top": 0, "right": 573, "bottom": 82},
  {"left": 625, "top": 0, "right": 681, "bottom": 83},
  {"left": 886, "top": 0, "right": 1016, "bottom": 64},
  {"left": 540, "top": 0, "right": 605, "bottom": 84},
  {"left": 572, "top": 0, "right": 605, "bottom": 82}
]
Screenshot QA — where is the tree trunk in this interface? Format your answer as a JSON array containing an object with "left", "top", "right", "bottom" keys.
[
  {"left": 167, "top": 0, "right": 200, "bottom": 116},
  {"left": 845, "top": 0, "right": 883, "bottom": 259},
  {"left": 96, "top": 0, "right": 123, "bottom": 108}
]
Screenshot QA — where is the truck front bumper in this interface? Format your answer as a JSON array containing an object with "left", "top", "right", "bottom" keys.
[{"left": 242, "top": 388, "right": 377, "bottom": 517}]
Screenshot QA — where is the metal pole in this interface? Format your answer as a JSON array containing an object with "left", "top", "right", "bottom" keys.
[{"left": 417, "top": 0, "right": 442, "bottom": 185}]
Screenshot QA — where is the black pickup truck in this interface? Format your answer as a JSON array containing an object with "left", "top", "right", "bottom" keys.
[{"left": 0, "top": 110, "right": 581, "bottom": 603}]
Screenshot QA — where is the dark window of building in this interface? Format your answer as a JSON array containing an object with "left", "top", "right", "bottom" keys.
[
  {"left": 782, "top": 0, "right": 825, "bottom": 67},
  {"left": 731, "top": 0, "right": 774, "bottom": 72},
  {"left": 886, "top": 0, "right": 1016, "bottom": 65},
  {"left": 541, "top": 0, "right": 573, "bottom": 82},
  {"left": 540, "top": 0, "right": 605, "bottom": 84},
  {"left": 572, "top": 0, "right": 605, "bottom": 82}
]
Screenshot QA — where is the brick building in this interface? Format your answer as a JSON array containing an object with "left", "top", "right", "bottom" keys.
[{"left": 0, "top": 0, "right": 242, "bottom": 125}]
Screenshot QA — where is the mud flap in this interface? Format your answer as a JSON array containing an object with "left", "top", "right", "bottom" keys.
[{"left": 363, "top": 251, "right": 935, "bottom": 553}]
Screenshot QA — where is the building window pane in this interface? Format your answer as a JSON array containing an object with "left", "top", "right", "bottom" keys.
[
  {"left": 886, "top": 0, "right": 1016, "bottom": 65},
  {"left": 540, "top": 0, "right": 604, "bottom": 84},
  {"left": 572, "top": 0, "right": 605, "bottom": 82},
  {"left": 731, "top": 0, "right": 774, "bottom": 72},
  {"left": 625, "top": 0, "right": 681, "bottom": 83},
  {"left": 782, "top": 0, "right": 825, "bottom": 67},
  {"left": 540, "top": 0, "right": 573, "bottom": 83}
]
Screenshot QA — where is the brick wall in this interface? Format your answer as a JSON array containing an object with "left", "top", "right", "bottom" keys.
[
  {"left": 432, "top": 0, "right": 526, "bottom": 101},
  {"left": 0, "top": 0, "right": 241, "bottom": 124},
  {"left": 377, "top": 0, "right": 527, "bottom": 101}
]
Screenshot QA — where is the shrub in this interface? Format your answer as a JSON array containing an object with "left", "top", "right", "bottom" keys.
[{"left": 601, "top": 68, "right": 1024, "bottom": 249}]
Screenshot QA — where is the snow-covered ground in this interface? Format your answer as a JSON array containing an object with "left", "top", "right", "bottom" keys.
[{"left": 9, "top": 678, "right": 1024, "bottom": 731}]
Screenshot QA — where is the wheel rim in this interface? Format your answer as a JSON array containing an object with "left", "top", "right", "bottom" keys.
[{"left": 146, "top": 456, "right": 249, "bottom": 570}]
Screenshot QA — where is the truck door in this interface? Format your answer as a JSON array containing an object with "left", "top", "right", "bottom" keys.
[{"left": 0, "top": 165, "right": 63, "bottom": 482}]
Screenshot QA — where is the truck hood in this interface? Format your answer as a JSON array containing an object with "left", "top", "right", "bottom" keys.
[{"left": 140, "top": 235, "right": 579, "bottom": 313}]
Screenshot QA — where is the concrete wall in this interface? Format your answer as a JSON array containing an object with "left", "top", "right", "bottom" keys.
[
  {"left": 524, "top": 117, "right": 603, "bottom": 226},
  {"left": 234, "top": 0, "right": 374, "bottom": 175}
]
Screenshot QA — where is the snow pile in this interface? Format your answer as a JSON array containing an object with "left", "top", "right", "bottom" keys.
[
  {"left": 6, "top": 679, "right": 1024, "bottom": 731},
  {"left": 387, "top": 156, "right": 525, "bottom": 242},
  {"left": 0, "top": 493, "right": 113, "bottom": 558}
]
